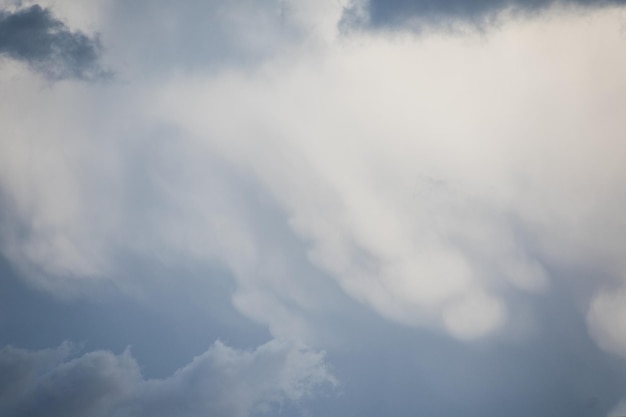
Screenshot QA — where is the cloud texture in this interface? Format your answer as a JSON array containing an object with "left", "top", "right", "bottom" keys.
[
  {"left": 1, "top": 1, "right": 626, "bottom": 348},
  {"left": 0, "top": 340, "right": 335, "bottom": 417},
  {"left": 2, "top": 1, "right": 626, "bottom": 416},
  {"left": 0, "top": 5, "right": 105, "bottom": 79},
  {"left": 342, "top": 0, "right": 626, "bottom": 30}
]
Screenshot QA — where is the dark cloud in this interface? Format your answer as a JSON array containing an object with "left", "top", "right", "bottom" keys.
[
  {"left": 341, "top": 0, "right": 626, "bottom": 30},
  {"left": 0, "top": 5, "right": 107, "bottom": 80},
  {"left": 0, "top": 340, "right": 335, "bottom": 417}
]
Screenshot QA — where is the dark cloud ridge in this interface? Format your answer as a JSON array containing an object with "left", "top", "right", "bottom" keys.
[
  {"left": 0, "top": 340, "right": 335, "bottom": 417},
  {"left": 0, "top": 5, "right": 107, "bottom": 80},
  {"left": 343, "top": 0, "right": 626, "bottom": 30}
]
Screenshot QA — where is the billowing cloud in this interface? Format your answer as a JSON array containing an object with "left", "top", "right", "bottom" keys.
[
  {"left": 0, "top": 340, "right": 335, "bottom": 417},
  {"left": 341, "top": 0, "right": 626, "bottom": 31},
  {"left": 2, "top": 4, "right": 626, "bottom": 349},
  {"left": 153, "top": 5, "right": 626, "bottom": 345},
  {"left": 0, "top": 4, "right": 106, "bottom": 80},
  {"left": 1, "top": 2, "right": 626, "bottom": 416}
]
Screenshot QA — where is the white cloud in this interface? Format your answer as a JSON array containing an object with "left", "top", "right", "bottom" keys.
[
  {"left": 0, "top": 340, "right": 335, "bottom": 417},
  {"left": 442, "top": 289, "right": 507, "bottom": 340},
  {"left": 587, "top": 287, "right": 626, "bottom": 358},
  {"left": 1, "top": 2, "right": 626, "bottom": 350},
  {"left": 152, "top": 7, "right": 626, "bottom": 343}
]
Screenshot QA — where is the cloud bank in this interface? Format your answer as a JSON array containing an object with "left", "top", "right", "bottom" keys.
[
  {"left": 0, "top": 5, "right": 106, "bottom": 79},
  {"left": 342, "top": 0, "right": 626, "bottom": 30},
  {"left": 0, "top": 340, "right": 335, "bottom": 417}
]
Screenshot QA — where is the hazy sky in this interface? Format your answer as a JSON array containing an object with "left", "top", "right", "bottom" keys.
[{"left": 2, "top": 1, "right": 626, "bottom": 416}]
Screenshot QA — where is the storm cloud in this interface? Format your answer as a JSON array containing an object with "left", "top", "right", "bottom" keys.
[
  {"left": 0, "top": 5, "right": 106, "bottom": 79},
  {"left": 342, "top": 0, "right": 626, "bottom": 30}
]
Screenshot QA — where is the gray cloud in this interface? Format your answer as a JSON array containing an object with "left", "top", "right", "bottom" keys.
[
  {"left": 99, "top": 0, "right": 297, "bottom": 77},
  {"left": 0, "top": 340, "right": 335, "bottom": 417},
  {"left": 0, "top": 5, "right": 107, "bottom": 80},
  {"left": 341, "top": 0, "right": 626, "bottom": 30}
]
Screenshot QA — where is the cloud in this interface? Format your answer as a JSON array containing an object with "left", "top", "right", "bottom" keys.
[
  {"left": 608, "top": 398, "right": 626, "bottom": 417},
  {"left": 97, "top": 0, "right": 298, "bottom": 77},
  {"left": 341, "top": 0, "right": 626, "bottom": 31},
  {"left": 0, "top": 340, "right": 335, "bottom": 417},
  {"left": 1, "top": 0, "right": 626, "bottom": 355},
  {"left": 0, "top": 5, "right": 107, "bottom": 80},
  {"left": 153, "top": 6, "right": 626, "bottom": 345},
  {"left": 2, "top": 2, "right": 626, "bottom": 415},
  {"left": 587, "top": 287, "right": 626, "bottom": 358},
  {"left": 442, "top": 289, "right": 506, "bottom": 340}
]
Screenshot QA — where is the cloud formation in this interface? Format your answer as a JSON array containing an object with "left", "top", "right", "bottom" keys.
[
  {"left": 341, "top": 0, "right": 626, "bottom": 30},
  {"left": 587, "top": 288, "right": 626, "bottom": 358},
  {"left": 153, "top": 6, "right": 626, "bottom": 347},
  {"left": 0, "top": 340, "right": 335, "bottom": 417},
  {"left": 2, "top": 1, "right": 626, "bottom": 416},
  {"left": 2, "top": 4, "right": 626, "bottom": 352},
  {"left": 0, "top": 5, "right": 106, "bottom": 79}
]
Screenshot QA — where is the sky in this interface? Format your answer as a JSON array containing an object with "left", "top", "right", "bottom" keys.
[{"left": 1, "top": 0, "right": 626, "bottom": 416}]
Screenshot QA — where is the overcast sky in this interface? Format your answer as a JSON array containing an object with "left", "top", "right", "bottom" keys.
[{"left": 2, "top": 0, "right": 626, "bottom": 416}]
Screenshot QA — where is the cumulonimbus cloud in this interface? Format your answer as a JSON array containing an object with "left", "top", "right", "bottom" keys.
[
  {"left": 0, "top": 340, "right": 336, "bottom": 417},
  {"left": 0, "top": 5, "right": 107, "bottom": 80}
]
